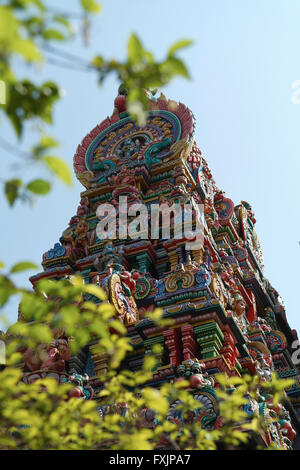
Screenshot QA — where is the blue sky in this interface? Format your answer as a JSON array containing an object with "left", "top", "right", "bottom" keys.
[{"left": 1, "top": 0, "right": 300, "bottom": 335}]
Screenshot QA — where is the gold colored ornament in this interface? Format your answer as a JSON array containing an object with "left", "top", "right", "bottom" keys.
[
  {"left": 210, "top": 273, "right": 226, "bottom": 309},
  {"left": 181, "top": 270, "right": 195, "bottom": 288},
  {"left": 109, "top": 273, "right": 124, "bottom": 315},
  {"left": 165, "top": 269, "right": 195, "bottom": 292},
  {"left": 165, "top": 274, "right": 178, "bottom": 292},
  {"left": 76, "top": 170, "right": 94, "bottom": 189}
]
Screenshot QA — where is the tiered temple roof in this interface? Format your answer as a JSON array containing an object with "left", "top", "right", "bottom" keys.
[{"left": 27, "top": 90, "right": 300, "bottom": 449}]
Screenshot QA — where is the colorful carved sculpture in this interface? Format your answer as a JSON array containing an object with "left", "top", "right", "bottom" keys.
[
  {"left": 104, "top": 264, "right": 139, "bottom": 325},
  {"left": 175, "top": 359, "right": 214, "bottom": 389},
  {"left": 62, "top": 373, "right": 94, "bottom": 400},
  {"left": 27, "top": 89, "right": 299, "bottom": 449},
  {"left": 23, "top": 337, "right": 71, "bottom": 373},
  {"left": 230, "top": 291, "right": 248, "bottom": 336}
]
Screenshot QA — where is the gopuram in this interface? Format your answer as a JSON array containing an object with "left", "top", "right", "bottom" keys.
[{"left": 24, "top": 88, "right": 300, "bottom": 449}]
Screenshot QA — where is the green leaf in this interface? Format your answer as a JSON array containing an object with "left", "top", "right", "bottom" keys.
[
  {"left": 143, "top": 355, "right": 156, "bottom": 371},
  {"left": 42, "top": 29, "right": 65, "bottom": 41},
  {"left": 26, "top": 179, "right": 51, "bottom": 195},
  {"left": 0, "top": 6, "right": 18, "bottom": 42},
  {"left": 60, "top": 305, "right": 80, "bottom": 327},
  {"left": 10, "top": 261, "right": 38, "bottom": 273},
  {"left": 43, "top": 156, "right": 72, "bottom": 185},
  {"left": 127, "top": 33, "right": 144, "bottom": 64},
  {"left": 20, "top": 292, "right": 49, "bottom": 322},
  {"left": 168, "top": 39, "right": 193, "bottom": 57},
  {"left": 0, "top": 275, "right": 15, "bottom": 306},
  {"left": 32, "top": 135, "right": 59, "bottom": 159},
  {"left": 13, "top": 38, "right": 42, "bottom": 62},
  {"left": 40, "top": 135, "right": 59, "bottom": 149},
  {"left": 82, "top": 284, "right": 107, "bottom": 301},
  {"left": 142, "top": 388, "right": 169, "bottom": 415},
  {"left": 29, "top": 323, "right": 53, "bottom": 343},
  {"left": 6, "top": 80, "right": 60, "bottom": 137},
  {"left": 144, "top": 51, "right": 154, "bottom": 64},
  {"left": 5, "top": 179, "right": 22, "bottom": 206},
  {"left": 127, "top": 88, "right": 148, "bottom": 126},
  {"left": 31, "top": 0, "right": 46, "bottom": 11},
  {"left": 109, "top": 320, "right": 127, "bottom": 335},
  {"left": 53, "top": 16, "right": 71, "bottom": 28},
  {"left": 0, "top": 262, "right": 5, "bottom": 269},
  {"left": 163, "top": 56, "right": 190, "bottom": 79},
  {"left": 8, "top": 321, "right": 29, "bottom": 337},
  {"left": 80, "top": 0, "right": 101, "bottom": 13},
  {"left": 92, "top": 56, "right": 105, "bottom": 68}
]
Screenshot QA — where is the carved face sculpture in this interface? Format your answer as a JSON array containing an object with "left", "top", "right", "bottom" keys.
[
  {"left": 176, "top": 359, "right": 205, "bottom": 378},
  {"left": 76, "top": 220, "right": 87, "bottom": 235},
  {"left": 255, "top": 354, "right": 273, "bottom": 382},
  {"left": 205, "top": 216, "right": 215, "bottom": 228},
  {"left": 204, "top": 199, "right": 214, "bottom": 216},
  {"left": 56, "top": 339, "right": 71, "bottom": 361},
  {"left": 226, "top": 264, "right": 234, "bottom": 277},
  {"left": 234, "top": 299, "right": 246, "bottom": 317}
]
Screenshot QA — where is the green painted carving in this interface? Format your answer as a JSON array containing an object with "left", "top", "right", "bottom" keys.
[{"left": 194, "top": 321, "right": 224, "bottom": 359}]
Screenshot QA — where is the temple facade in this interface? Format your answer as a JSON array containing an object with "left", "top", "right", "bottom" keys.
[{"left": 26, "top": 89, "right": 300, "bottom": 449}]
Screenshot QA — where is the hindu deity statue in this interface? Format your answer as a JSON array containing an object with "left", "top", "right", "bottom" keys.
[
  {"left": 23, "top": 337, "right": 71, "bottom": 373},
  {"left": 254, "top": 353, "right": 273, "bottom": 383},
  {"left": 231, "top": 291, "right": 248, "bottom": 336},
  {"left": 175, "top": 359, "right": 215, "bottom": 389},
  {"left": 99, "top": 264, "right": 140, "bottom": 326},
  {"left": 27, "top": 88, "right": 300, "bottom": 448},
  {"left": 62, "top": 372, "right": 94, "bottom": 400},
  {"left": 60, "top": 217, "right": 91, "bottom": 259}
]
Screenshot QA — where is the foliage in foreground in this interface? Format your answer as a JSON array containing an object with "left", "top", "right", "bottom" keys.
[
  {"left": 0, "top": 271, "right": 295, "bottom": 450},
  {"left": 0, "top": 1, "right": 295, "bottom": 452},
  {"left": 0, "top": 0, "right": 192, "bottom": 206}
]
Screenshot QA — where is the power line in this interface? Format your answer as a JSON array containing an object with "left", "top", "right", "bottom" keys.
[
  {"left": 41, "top": 43, "right": 94, "bottom": 70},
  {"left": 46, "top": 7, "right": 86, "bottom": 19},
  {"left": 45, "top": 56, "right": 93, "bottom": 73},
  {"left": 0, "top": 136, "right": 31, "bottom": 160}
]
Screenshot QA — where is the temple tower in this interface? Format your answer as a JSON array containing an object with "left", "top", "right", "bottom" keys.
[{"left": 26, "top": 89, "right": 300, "bottom": 448}]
